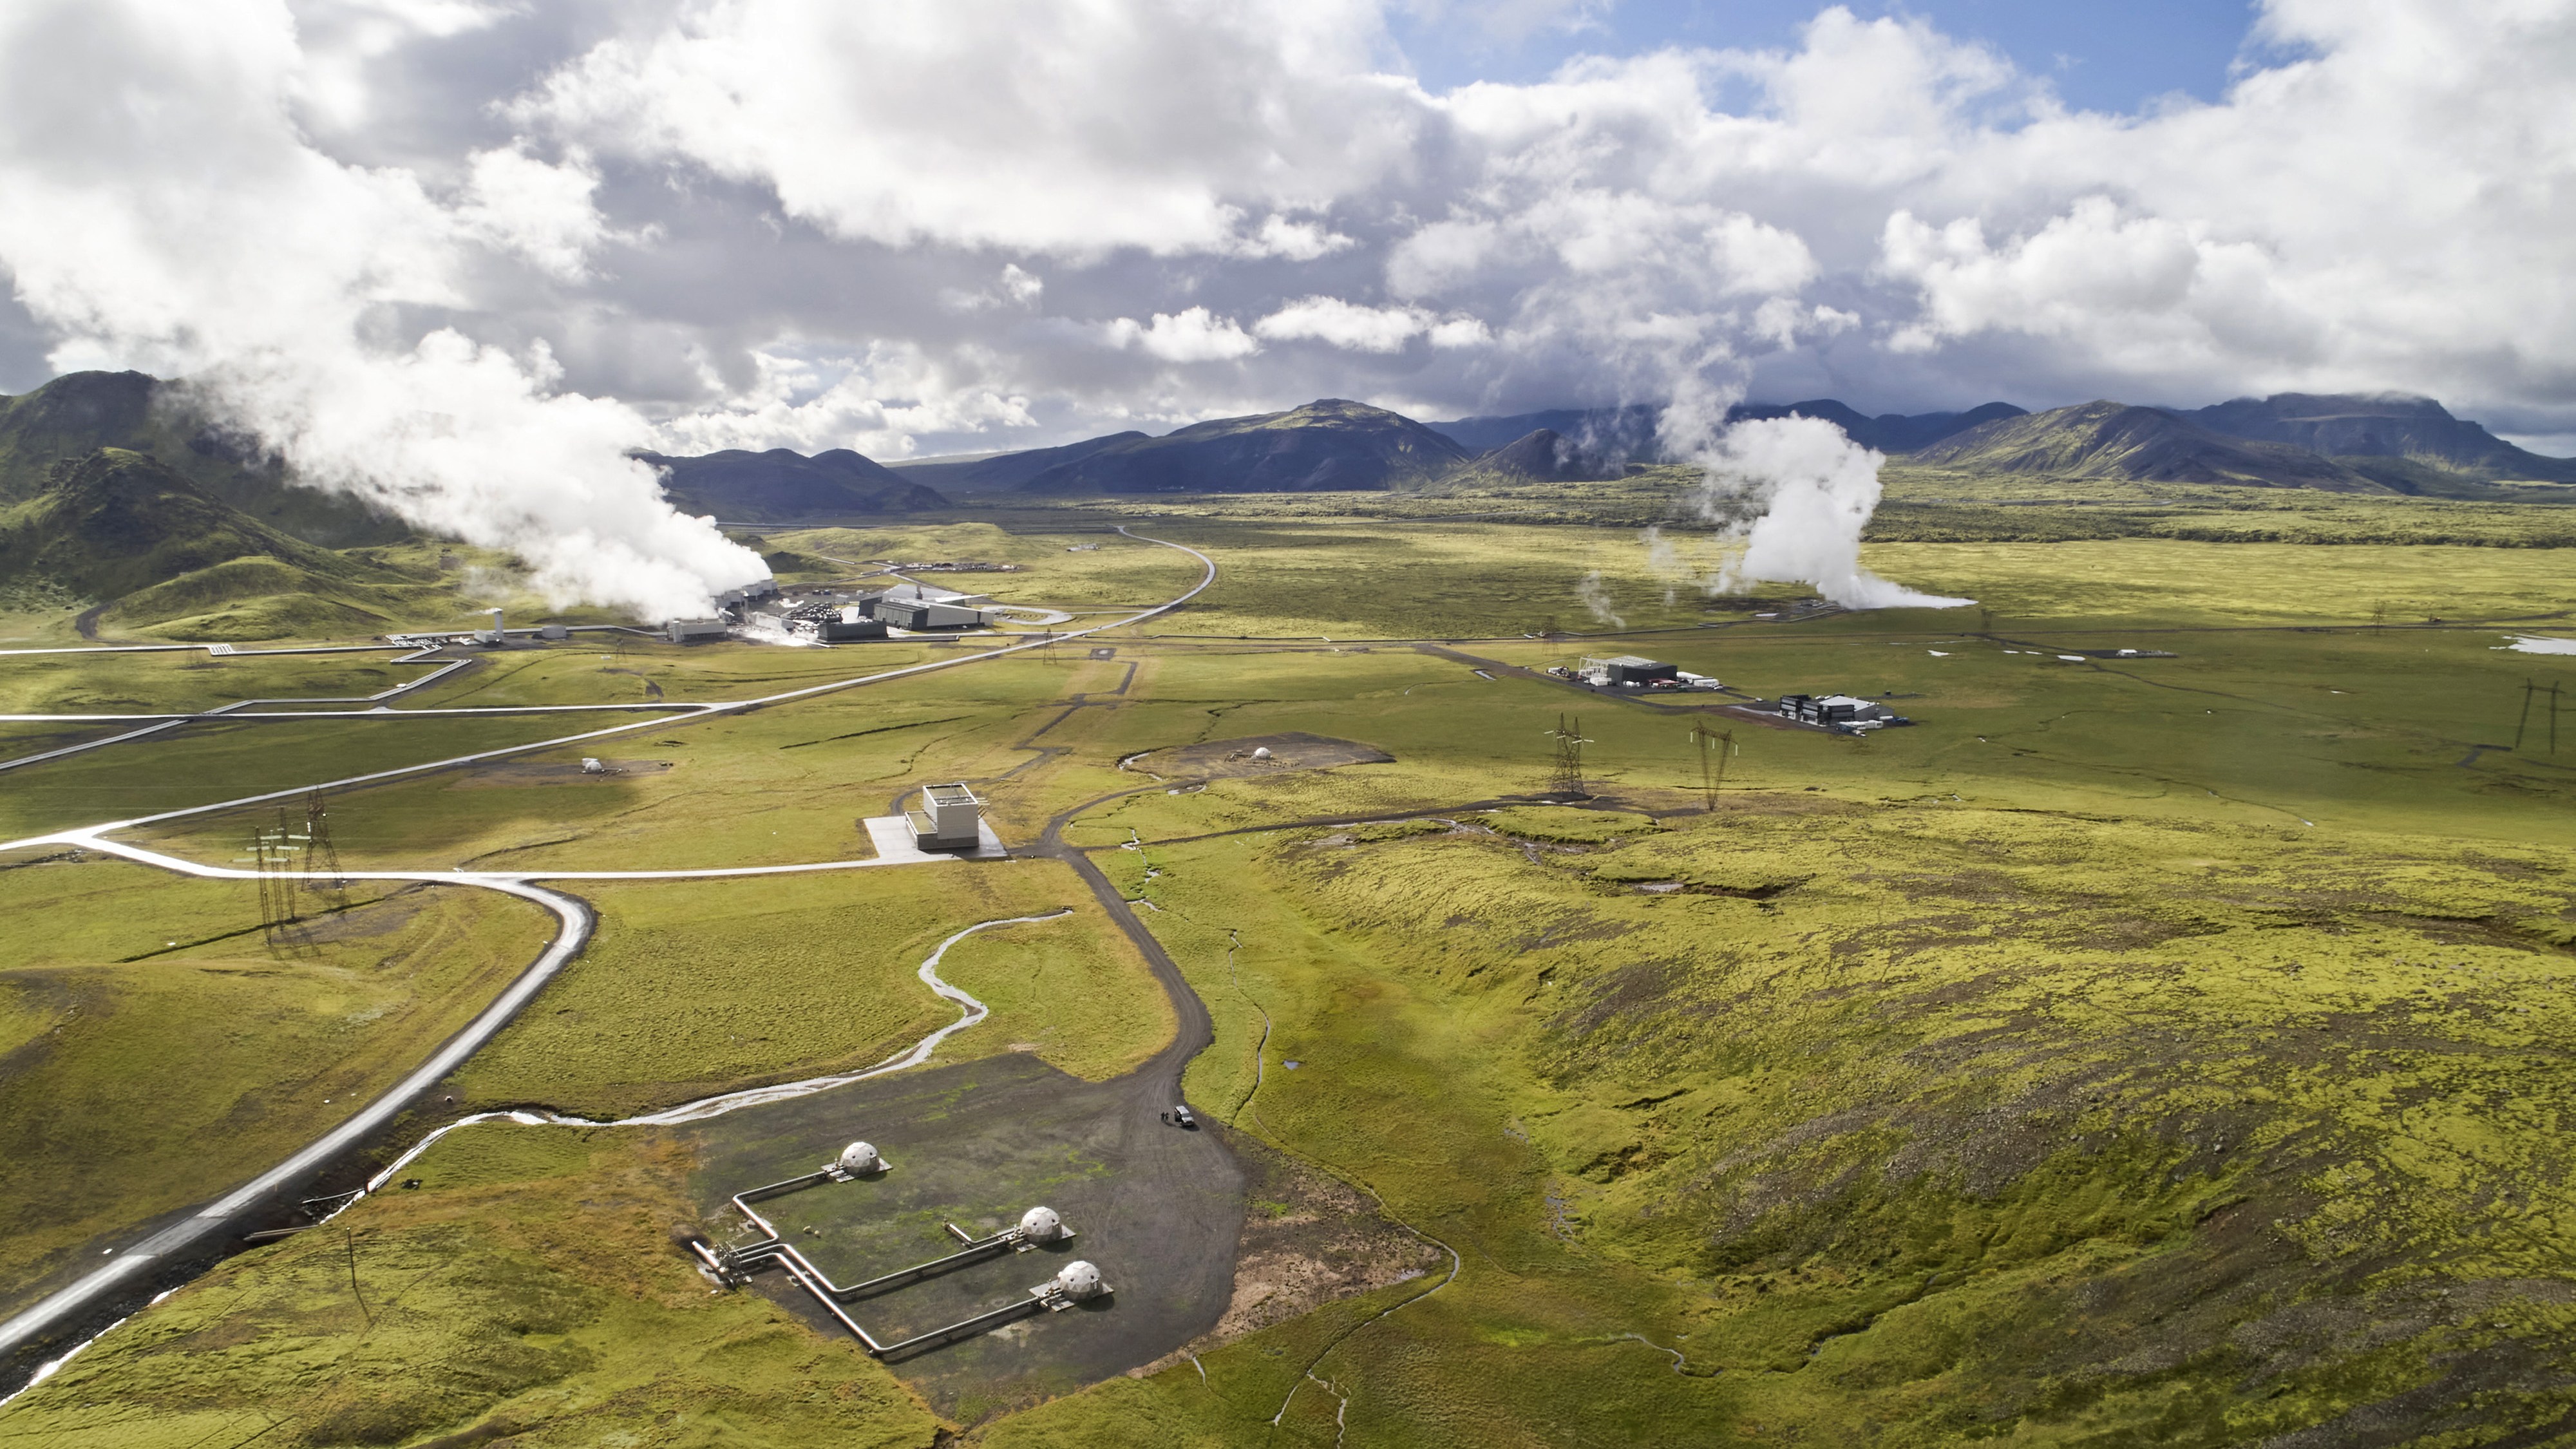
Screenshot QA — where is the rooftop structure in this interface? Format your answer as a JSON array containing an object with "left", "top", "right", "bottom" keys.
[
  {"left": 875, "top": 595, "right": 985, "bottom": 630},
  {"left": 908, "top": 782, "right": 984, "bottom": 850},
  {"left": 1579, "top": 654, "right": 1680, "bottom": 688},
  {"left": 1777, "top": 693, "right": 1911, "bottom": 732}
]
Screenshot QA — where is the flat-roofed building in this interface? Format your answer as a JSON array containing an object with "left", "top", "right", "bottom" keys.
[
  {"left": 908, "top": 782, "right": 984, "bottom": 849},
  {"left": 1579, "top": 654, "right": 1680, "bottom": 687}
]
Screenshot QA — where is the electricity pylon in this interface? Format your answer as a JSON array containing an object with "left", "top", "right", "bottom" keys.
[
  {"left": 302, "top": 790, "right": 346, "bottom": 903},
  {"left": 1687, "top": 723, "right": 1736, "bottom": 811},
  {"left": 1546, "top": 714, "right": 1591, "bottom": 798}
]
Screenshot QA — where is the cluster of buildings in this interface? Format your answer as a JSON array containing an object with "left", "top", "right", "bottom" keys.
[{"left": 663, "top": 581, "right": 1008, "bottom": 645}]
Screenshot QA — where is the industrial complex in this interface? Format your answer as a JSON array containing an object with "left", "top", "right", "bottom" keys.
[{"left": 687, "top": 1141, "right": 1110, "bottom": 1361}]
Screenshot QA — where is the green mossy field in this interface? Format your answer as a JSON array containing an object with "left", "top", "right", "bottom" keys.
[
  {"left": 453, "top": 864, "right": 1169, "bottom": 1119},
  {"left": 0, "top": 854, "right": 547, "bottom": 1318},
  {"left": 3, "top": 495, "right": 2573, "bottom": 1444}
]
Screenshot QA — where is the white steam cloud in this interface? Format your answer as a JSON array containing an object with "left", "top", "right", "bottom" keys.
[
  {"left": 0, "top": 0, "right": 764, "bottom": 621},
  {"left": 1644, "top": 416, "right": 1972, "bottom": 611},
  {"left": 1693, "top": 417, "right": 1971, "bottom": 610}
]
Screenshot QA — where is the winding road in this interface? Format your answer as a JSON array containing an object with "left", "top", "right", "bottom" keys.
[{"left": 0, "top": 530, "right": 1215, "bottom": 1381}]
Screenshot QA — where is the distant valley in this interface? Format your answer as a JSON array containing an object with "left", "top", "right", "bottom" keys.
[{"left": 3, "top": 368, "right": 2570, "bottom": 639}]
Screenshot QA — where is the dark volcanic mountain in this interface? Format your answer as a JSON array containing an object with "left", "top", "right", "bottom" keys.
[
  {"left": 1453, "top": 428, "right": 1622, "bottom": 484},
  {"left": 1021, "top": 399, "right": 1470, "bottom": 493},
  {"left": 1911, "top": 401, "right": 2389, "bottom": 491},
  {"left": 883, "top": 431, "right": 1150, "bottom": 492},
  {"left": 1430, "top": 399, "right": 2025, "bottom": 460},
  {"left": 2183, "top": 393, "right": 2576, "bottom": 482},
  {"left": 0, "top": 371, "right": 408, "bottom": 546},
  {"left": 638, "top": 447, "right": 950, "bottom": 520},
  {"left": 1431, "top": 405, "right": 1663, "bottom": 459}
]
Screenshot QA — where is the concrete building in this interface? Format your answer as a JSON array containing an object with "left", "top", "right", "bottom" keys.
[
  {"left": 909, "top": 782, "right": 984, "bottom": 849},
  {"left": 875, "top": 596, "right": 985, "bottom": 630},
  {"left": 1777, "top": 693, "right": 1905, "bottom": 730},
  {"left": 665, "top": 618, "right": 729, "bottom": 645},
  {"left": 714, "top": 578, "right": 780, "bottom": 614},
  {"left": 1580, "top": 654, "right": 1680, "bottom": 688}
]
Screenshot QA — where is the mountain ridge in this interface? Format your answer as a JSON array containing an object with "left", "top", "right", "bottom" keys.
[
  {"left": 1019, "top": 398, "right": 1470, "bottom": 494},
  {"left": 2179, "top": 393, "right": 2576, "bottom": 483},
  {"left": 0, "top": 372, "right": 412, "bottom": 547},
  {"left": 636, "top": 447, "right": 950, "bottom": 520},
  {"left": 1911, "top": 401, "right": 2392, "bottom": 491},
  {"left": 1429, "top": 399, "right": 2029, "bottom": 460}
]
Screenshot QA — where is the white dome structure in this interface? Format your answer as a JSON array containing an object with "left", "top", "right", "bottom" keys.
[
  {"left": 1052, "top": 1260, "right": 1105, "bottom": 1300},
  {"left": 1019, "top": 1206, "right": 1065, "bottom": 1242},
  {"left": 837, "top": 1141, "right": 882, "bottom": 1174},
  {"left": 1251, "top": 746, "right": 1272, "bottom": 760}
]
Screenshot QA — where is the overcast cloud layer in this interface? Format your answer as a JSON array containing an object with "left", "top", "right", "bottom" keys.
[{"left": 2, "top": 0, "right": 2573, "bottom": 606}]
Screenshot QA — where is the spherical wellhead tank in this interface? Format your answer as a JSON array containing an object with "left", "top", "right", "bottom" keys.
[
  {"left": 1052, "top": 1260, "right": 1105, "bottom": 1300},
  {"left": 837, "top": 1141, "right": 882, "bottom": 1173},
  {"left": 1251, "top": 746, "right": 1272, "bottom": 760},
  {"left": 1019, "top": 1206, "right": 1065, "bottom": 1242}
]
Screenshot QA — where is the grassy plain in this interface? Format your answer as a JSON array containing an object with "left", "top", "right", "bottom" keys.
[
  {"left": 453, "top": 864, "right": 1164, "bottom": 1118},
  {"left": 4, "top": 491, "right": 2575, "bottom": 1444},
  {"left": 0, "top": 853, "right": 547, "bottom": 1315}
]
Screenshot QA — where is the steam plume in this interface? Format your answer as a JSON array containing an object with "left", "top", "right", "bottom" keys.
[
  {"left": 0, "top": 0, "right": 764, "bottom": 621},
  {"left": 1689, "top": 417, "right": 1973, "bottom": 610}
]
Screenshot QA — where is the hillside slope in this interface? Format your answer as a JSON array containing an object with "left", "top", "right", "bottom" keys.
[
  {"left": 1023, "top": 399, "right": 1470, "bottom": 493},
  {"left": 2185, "top": 393, "right": 2576, "bottom": 483},
  {"left": 1432, "top": 399, "right": 2024, "bottom": 459},
  {"left": 1911, "top": 401, "right": 2392, "bottom": 491},
  {"left": 0, "top": 449, "right": 467, "bottom": 639},
  {"left": 882, "top": 431, "right": 1149, "bottom": 492},
  {"left": 0, "top": 449, "right": 386, "bottom": 601},
  {"left": 0, "top": 372, "right": 410, "bottom": 546},
  {"left": 637, "top": 448, "right": 950, "bottom": 520},
  {"left": 1435, "top": 427, "right": 1624, "bottom": 486}
]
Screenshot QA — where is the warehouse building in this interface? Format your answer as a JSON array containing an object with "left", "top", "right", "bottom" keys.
[
  {"left": 1578, "top": 654, "right": 1680, "bottom": 688},
  {"left": 665, "top": 618, "right": 730, "bottom": 645},
  {"left": 873, "top": 594, "right": 986, "bottom": 630},
  {"left": 1776, "top": 694, "right": 1909, "bottom": 731}
]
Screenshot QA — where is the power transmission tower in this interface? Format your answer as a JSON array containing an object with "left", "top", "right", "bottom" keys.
[
  {"left": 303, "top": 790, "right": 346, "bottom": 904},
  {"left": 1546, "top": 714, "right": 1591, "bottom": 798},
  {"left": 1687, "top": 723, "right": 1736, "bottom": 812}
]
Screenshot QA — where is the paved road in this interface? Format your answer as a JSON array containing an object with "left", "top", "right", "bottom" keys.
[
  {"left": 0, "top": 862, "right": 592, "bottom": 1376},
  {"left": 0, "top": 531, "right": 1216, "bottom": 1386}
]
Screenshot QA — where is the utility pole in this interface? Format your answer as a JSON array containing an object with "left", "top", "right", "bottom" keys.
[
  {"left": 2517, "top": 679, "right": 2537, "bottom": 751},
  {"left": 1546, "top": 714, "right": 1591, "bottom": 799},
  {"left": 1687, "top": 723, "right": 1735, "bottom": 812}
]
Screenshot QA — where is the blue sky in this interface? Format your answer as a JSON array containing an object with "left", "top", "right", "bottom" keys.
[{"left": 1394, "top": 1, "right": 2267, "bottom": 115}]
